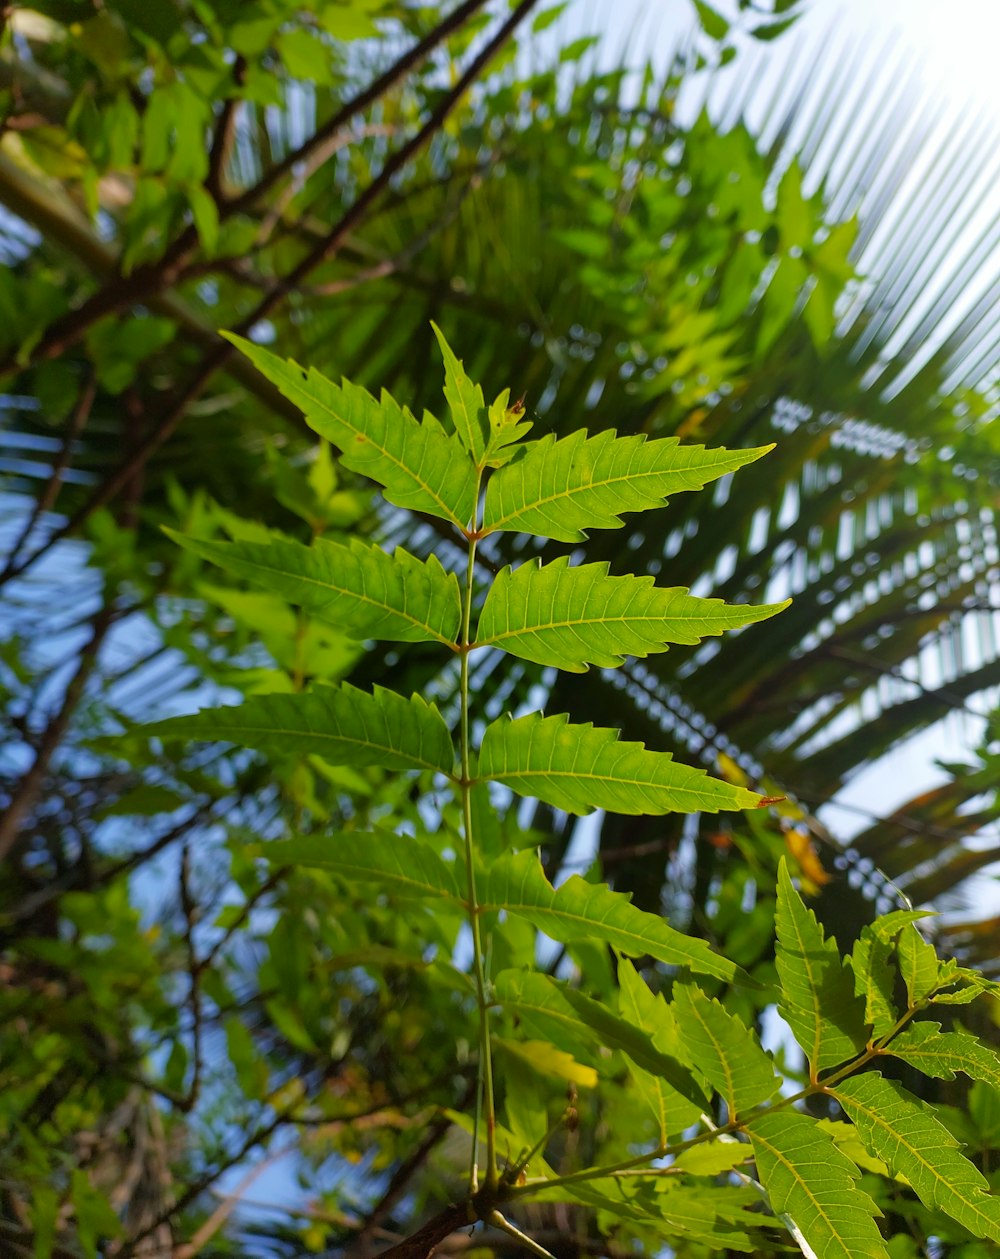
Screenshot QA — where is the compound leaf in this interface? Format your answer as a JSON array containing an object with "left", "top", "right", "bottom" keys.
[
  {"left": 479, "top": 712, "right": 767, "bottom": 816},
  {"left": 144, "top": 683, "right": 455, "bottom": 775},
  {"left": 748, "top": 1109, "right": 888, "bottom": 1259},
  {"left": 265, "top": 830, "right": 462, "bottom": 901},
  {"left": 482, "top": 428, "right": 772, "bottom": 542},
  {"left": 480, "top": 849, "right": 755, "bottom": 986},
  {"left": 228, "top": 335, "right": 477, "bottom": 528},
  {"left": 672, "top": 983, "right": 780, "bottom": 1119},
  {"left": 883, "top": 1022, "right": 1000, "bottom": 1091},
  {"left": 775, "top": 859, "right": 868, "bottom": 1073},
  {"left": 165, "top": 531, "right": 462, "bottom": 647},
  {"left": 834, "top": 1072, "right": 1000, "bottom": 1241},
  {"left": 477, "top": 556, "right": 788, "bottom": 671}
]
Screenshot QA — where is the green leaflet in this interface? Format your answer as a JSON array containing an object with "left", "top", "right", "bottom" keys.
[
  {"left": 617, "top": 959, "right": 705, "bottom": 1142},
  {"left": 480, "top": 849, "right": 755, "bottom": 986},
  {"left": 851, "top": 930, "right": 898, "bottom": 1039},
  {"left": 481, "top": 427, "right": 773, "bottom": 542},
  {"left": 539, "top": 1178, "right": 761, "bottom": 1252},
  {"left": 775, "top": 859, "right": 867, "bottom": 1073},
  {"left": 671, "top": 984, "right": 779, "bottom": 1120},
  {"left": 883, "top": 1022, "right": 1000, "bottom": 1091},
  {"left": 897, "top": 923, "right": 940, "bottom": 1005},
  {"left": 431, "top": 321, "right": 489, "bottom": 462},
  {"left": 165, "top": 531, "right": 462, "bottom": 647},
  {"left": 228, "top": 335, "right": 477, "bottom": 528},
  {"left": 494, "top": 970, "right": 706, "bottom": 1112},
  {"left": 834, "top": 1073, "right": 1000, "bottom": 1241},
  {"left": 672, "top": 1140, "right": 751, "bottom": 1177},
  {"left": 748, "top": 1109, "right": 888, "bottom": 1259},
  {"left": 143, "top": 683, "right": 455, "bottom": 775},
  {"left": 476, "top": 556, "right": 789, "bottom": 671},
  {"left": 264, "top": 831, "right": 462, "bottom": 901},
  {"left": 479, "top": 711, "right": 766, "bottom": 816}
]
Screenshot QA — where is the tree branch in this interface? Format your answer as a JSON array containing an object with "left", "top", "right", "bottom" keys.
[
  {"left": 226, "top": 0, "right": 490, "bottom": 215},
  {"left": 5, "top": 0, "right": 541, "bottom": 579},
  {"left": 0, "top": 595, "right": 116, "bottom": 861}
]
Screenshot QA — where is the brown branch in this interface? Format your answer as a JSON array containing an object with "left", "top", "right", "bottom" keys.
[
  {"left": 205, "top": 56, "right": 247, "bottom": 201},
  {"left": 0, "top": 1, "right": 488, "bottom": 380},
  {"left": 0, "top": 595, "right": 116, "bottom": 861},
  {"left": 350, "top": 1095, "right": 473, "bottom": 1255},
  {"left": 375, "top": 1203, "right": 476, "bottom": 1259},
  {"left": 0, "top": 368, "right": 96, "bottom": 580},
  {"left": 5, "top": 0, "right": 541, "bottom": 580},
  {"left": 172, "top": 1146, "right": 292, "bottom": 1259},
  {"left": 226, "top": 0, "right": 490, "bottom": 215},
  {"left": 178, "top": 845, "right": 203, "bottom": 1114}
]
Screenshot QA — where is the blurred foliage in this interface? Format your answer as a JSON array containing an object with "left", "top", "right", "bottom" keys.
[{"left": 0, "top": 0, "right": 998, "bottom": 1253}]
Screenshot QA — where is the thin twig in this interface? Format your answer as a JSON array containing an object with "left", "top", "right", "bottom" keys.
[
  {"left": 0, "top": 368, "right": 96, "bottom": 579},
  {"left": 0, "top": 595, "right": 116, "bottom": 860},
  {"left": 205, "top": 56, "right": 246, "bottom": 201},
  {"left": 5, "top": 0, "right": 541, "bottom": 581},
  {"left": 226, "top": 0, "right": 489, "bottom": 215},
  {"left": 0, "top": 0, "right": 488, "bottom": 378}
]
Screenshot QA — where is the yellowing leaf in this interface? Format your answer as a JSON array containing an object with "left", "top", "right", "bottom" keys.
[{"left": 494, "top": 1037, "right": 597, "bottom": 1088}]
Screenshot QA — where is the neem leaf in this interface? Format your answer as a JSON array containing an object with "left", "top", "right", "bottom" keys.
[
  {"left": 897, "top": 923, "right": 940, "bottom": 1005},
  {"left": 618, "top": 959, "right": 705, "bottom": 1141},
  {"left": 477, "top": 556, "right": 788, "bottom": 672},
  {"left": 850, "top": 929, "right": 898, "bottom": 1040},
  {"left": 494, "top": 970, "right": 705, "bottom": 1110},
  {"left": 144, "top": 683, "right": 455, "bottom": 775},
  {"left": 482, "top": 427, "right": 772, "bottom": 542},
  {"left": 480, "top": 850, "right": 755, "bottom": 987},
  {"left": 228, "top": 335, "right": 477, "bottom": 528},
  {"left": 671, "top": 983, "right": 780, "bottom": 1119},
  {"left": 266, "top": 830, "right": 462, "bottom": 901},
  {"left": 883, "top": 1021, "right": 1000, "bottom": 1091},
  {"left": 431, "top": 321, "right": 489, "bottom": 462},
  {"left": 775, "top": 859, "right": 868, "bottom": 1074},
  {"left": 480, "top": 711, "right": 767, "bottom": 815},
  {"left": 834, "top": 1072, "right": 1000, "bottom": 1241},
  {"left": 165, "top": 530, "right": 462, "bottom": 647},
  {"left": 749, "top": 1109, "right": 888, "bottom": 1259}
]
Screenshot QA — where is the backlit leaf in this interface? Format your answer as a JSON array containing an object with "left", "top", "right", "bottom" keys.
[
  {"left": 851, "top": 929, "right": 898, "bottom": 1040},
  {"left": 144, "top": 683, "right": 455, "bottom": 775},
  {"left": 431, "top": 321, "right": 488, "bottom": 462},
  {"left": 749, "top": 1109, "right": 888, "bottom": 1259},
  {"left": 228, "top": 335, "right": 477, "bottom": 528},
  {"left": 480, "top": 711, "right": 767, "bottom": 816},
  {"left": 897, "top": 924, "right": 940, "bottom": 1005},
  {"left": 481, "top": 849, "right": 755, "bottom": 986},
  {"left": 618, "top": 958, "right": 705, "bottom": 1141},
  {"left": 883, "top": 1022, "right": 1000, "bottom": 1091},
  {"left": 835, "top": 1072, "right": 1000, "bottom": 1241},
  {"left": 165, "top": 530, "right": 462, "bottom": 647},
  {"left": 481, "top": 428, "right": 772, "bottom": 542},
  {"left": 477, "top": 555, "right": 788, "bottom": 671},
  {"left": 494, "top": 1037, "right": 598, "bottom": 1089},
  {"left": 672, "top": 983, "right": 779, "bottom": 1119},
  {"left": 264, "top": 830, "right": 462, "bottom": 902},
  {"left": 775, "top": 859, "right": 868, "bottom": 1073},
  {"left": 494, "top": 970, "right": 705, "bottom": 1110}
]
